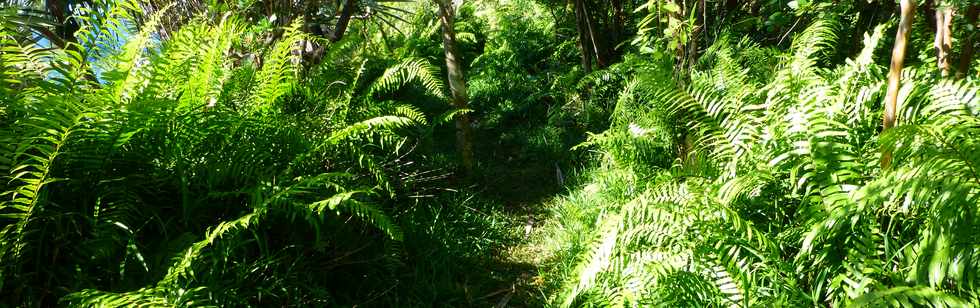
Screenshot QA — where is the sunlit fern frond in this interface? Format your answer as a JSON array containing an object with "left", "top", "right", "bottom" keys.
[
  {"left": 387, "top": 103, "right": 429, "bottom": 126},
  {"left": 795, "top": 111, "right": 980, "bottom": 304},
  {"left": 61, "top": 286, "right": 212, "bottom": 308},
  {"left": 764, "top": 18, "right": 841, "bottom": 132},
  {"left": 92, "top": 3, "right": 175, "bottom": 105},
  {"left": 920, "top": 79, "right": 980, "bottom": 121},
  {"left": 848, "top": 286, "right": 972, "bottom": 308},
  {"left": 559, "top": 211, "right": 623, "bottom": 307},
  {"left": 326, "top": 115, "right": 419, "bottom": 145},
  {"left": 829, "top": 23, "right": 887, "bottom": 128},
  {"left": 787, "top": 17, "right": 839, "bottom": 79},
  {"left": 0, "top": 14, "right": 50, "bottom": 104},
  {"left": 559, "top": 176, "right": 791, "bottom": 307},
  {"left": 643, "top": 81, "right": 763, "bottom": 179},
  {"left": 367, "top": 57, "right": 446, "bottom": 99},
  {"left": 873, "top": 117, "right": 980, "bottom": 293},
  {"left": 249, "top": 19, "right": 305, "bottom": 114},
  {"left": 0, "top": 72, "right": 92, "bottom": 279},
  {"left": 177, "top": 15, "right": 240, "bottom": 110},
  {"left": 71, "top": 0, "right": 141, "bottom": 60},
  {"left": 716, "top": 168, "right": 775, "bottom": 207}
]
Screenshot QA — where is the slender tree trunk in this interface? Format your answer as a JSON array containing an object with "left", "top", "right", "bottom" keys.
[
  {"left": 942, "top": 8, "right": 953, "bottom": 74},
  {"left": 667, "top": 0, "right": 686, "bottom": 77},
  {"left": 582, "top": 3, "right": 605, "bottom": 68},
  {"left": 667, "top": 0, "right": 690, "bottom": 159},
  {"left": 574, "top": 0, "right": 593, "bottom": 73},
  {"left": 957, "top": 5, "right": 979, "bottom": 78},
  {"left": 882, "top": 0, "right": 916, "bottom": 169},
  {"left": 934, "top": 5, "right": 954, "bottom": 76},
  {"left": 45, "top": 0, "right": 77, "bottom": 42},
  {"left": 436, "top": 0, "right": 474, "bottom": 174},
  {"left": 331, "top": 0, "right": 357, "bottom": 42},
  {"left": 687, "top": 0, "right": 705, "bottom": 72}
]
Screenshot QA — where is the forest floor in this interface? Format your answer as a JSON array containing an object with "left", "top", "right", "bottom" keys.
[
  {"left": 472, "top": 158, "right": 565, "bottom": 307},
  {"left": 476, "top": 198, "right": 551, "bottom": 307}
]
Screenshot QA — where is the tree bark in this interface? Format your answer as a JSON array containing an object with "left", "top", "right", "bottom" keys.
[
  {"left": 45, "top": 0, "right": 78, "bottom": 42},
  {"left": 574, "top": 0, "right": 594, "bottom": 73},
  {"left": 582, "top": 2, "right": 605, "bottom": 67},
  {"left": 934, "top": 5, "right": 953, "bottom": 76},
  {"left": 667, "top": 0, "right": 687, "bottom": 80},
  {"left": 687, "top": 0, "right": 705, "bottom": 72},
  {"left": 957, "top": 5, "right": 979, "bottom": 78},
  {"left": 436, "top": 0, "right": 474, "bottom": 174},
  {"left": 882, "top": 0, "right": 917, "bottom": 169},
  {"left": 330, "top": 0, "right": 357, "bottom": 42}
]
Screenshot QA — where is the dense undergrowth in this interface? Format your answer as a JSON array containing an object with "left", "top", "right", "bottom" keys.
[
  {"left": 2, "top": 0, "right": 980, "bottom": 307},
  {"left": 538, "top": 19, "right": 980, "bottom": 308}
]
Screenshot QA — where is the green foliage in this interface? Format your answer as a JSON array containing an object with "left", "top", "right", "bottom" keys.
[
  {"left": 0, "top": 2, "right": 448, "bottom": 305},
  {"left": 6, "top": 0, "right": 980, "bottom": 306},
  {"left": 540, "top": 15, "right": 980, "bottom": 307}
]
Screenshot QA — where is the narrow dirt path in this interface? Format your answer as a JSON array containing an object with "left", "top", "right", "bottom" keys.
[{"left": 482, "top": 196, "right": 555, "bottom": 307}]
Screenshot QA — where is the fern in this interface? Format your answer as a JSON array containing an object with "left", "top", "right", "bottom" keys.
[
  {"left": 0, "top": 60, "right": 91, "bottom": 283},
  {"left": 545, "top": 14, "right": 980, "bottom": 306},
  {"left": 849, "top": 286, "right": 971, "bottom": 308},
  {"left": 367, "top": 57, "right": 446, "bottom": 99},
  {"left": 248, "top": 19, "right": 305, "bottom": 114},
  {"left": 61, "top": 286, "right": 212, "bottom": 307}
]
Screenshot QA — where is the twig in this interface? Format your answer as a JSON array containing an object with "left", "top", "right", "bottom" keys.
[{"left": 778, "top": 17, "right": 803, "bottom": 46}]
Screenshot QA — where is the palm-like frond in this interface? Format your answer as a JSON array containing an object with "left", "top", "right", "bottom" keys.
[
  {"left": 0, "top": 49, "right": 93, "bottom": 280},
  {"left": 367, "top": 57, "right": 446, "bottom": 99},
  {"left": 249, "top": 20, "right": 305, "bottom": 114}
]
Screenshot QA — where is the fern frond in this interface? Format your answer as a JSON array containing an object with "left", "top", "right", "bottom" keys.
[
  {"left": 0, "top": 96, "right": 89, "bottom": 273},
  {"left": 848, "top": 286, "right": 971, "bottom": 308},
  {"left": 62, "top": 286, "right": 211, "bottom": 307},
  {"left": 326, "top": 115, "right": 417, "bottom": 144},
  {"left": 249, "top": 19, "right": 305, "bottom": 114},
  {"left": 368, "top": 58, "right": 446, "bottom": 99}
]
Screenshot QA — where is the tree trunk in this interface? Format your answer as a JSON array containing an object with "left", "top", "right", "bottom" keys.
[
  {"left": 582, "top": 3, "right": 605, "bottom": 68},
  {"left": 942, "top": 8, "right": 953, "bottom": 74},
  {"left": 934, "top": 5, "right": 953, "bottom": 76},
  {"left": 436, "top": 0, "right": 475, "bottom": 174},
  {"left": 667, "top": 0, "right": 687, "bottom": 81},
  {"left": 957, "top": 5, "right": 979, "bottom": 78},
  {"left": 687, "top": 0, "right": 705, "bottom": 72},
  {"left": 574, "top": 0, "right": 594, "bottom": 73},
  {"left": 882, "top": 0, "right": 917, "bottom": 169},
  {"left": 667, "top": 0, "right": 691, "bottom": 159},
  {"left": 330, "top": 0, "right": 357, "bottom": 42}
]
